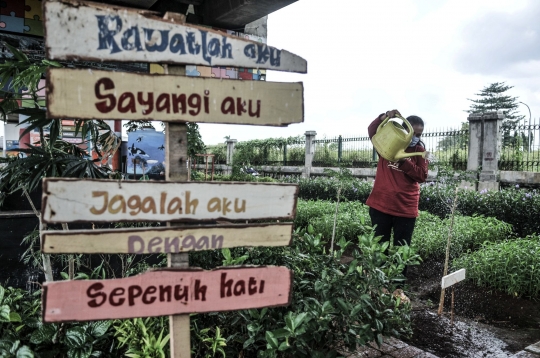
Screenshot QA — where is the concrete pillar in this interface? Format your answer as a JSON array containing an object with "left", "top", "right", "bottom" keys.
[
  {"left": 303, "top": 131, "right": 316, "bottom": 178},
  {"left": 479, "top": 112, "right": 503, "bottom": 191},
  {"left": 466, "top": 112, "right": 504, "bottom": 191},
  {"left": 226, "top": 139, "right": 237, "bottom": 166}
]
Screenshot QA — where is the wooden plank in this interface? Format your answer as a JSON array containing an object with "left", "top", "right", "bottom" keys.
[
  {"left": 46, "top": 68, "right": 303, "bottom": 126},
  {"left": 41, "top": 178, "right": 298, "bottom": 223},
  {"left": 43, "top": 0, "right": 307, "bottom": 74},
  {"left": 441, "top": 269, "right": 466, "bottom": 289},
  {"left": 41, "top": 223, "right": 293, "bottom": 254},
  {"left": 42, "top": 266, "right": 292, "bottom": 322}
]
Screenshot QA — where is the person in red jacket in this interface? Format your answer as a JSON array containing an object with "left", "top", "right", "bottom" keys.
[{"left": 366, "top": 109, "right": 428, "bottom": 274}]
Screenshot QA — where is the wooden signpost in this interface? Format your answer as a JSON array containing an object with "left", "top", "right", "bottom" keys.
[
  {"left": 41, "top": 1, "right": 306, "bottom": 356},
  {"left": 41, "top": 178, "right": 298, "bottom": 223},
  {"left": 43, "top": 266, "right": 292, "bottom": 322},
  {"left": 41, "top": 223, "right": 293, "bottom": 254},
  {"left": 46, "top": 68, "right": 304, "bottom": 126},
  {"left": 43, "top": 0, "right": 307, "bottom": 73}
]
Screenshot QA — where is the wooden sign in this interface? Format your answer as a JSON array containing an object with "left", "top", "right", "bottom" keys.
[
  {"left": 41, "top": 223, "right": 293, "bottom": 254},
  {"left": 44, "top": 0, "right": 307, "bottom": 74},
  {"left": 441, "top": 269, "right": 466, "bottom": 289},
  {"left": 41, "top": 178, "right": 298, "bottom": 223},
  {"left": 46, "top": 68, "right": 304, "bottom": 126},
  {"left": 43, "top": 266, "right": 292, "bottom": 322}
]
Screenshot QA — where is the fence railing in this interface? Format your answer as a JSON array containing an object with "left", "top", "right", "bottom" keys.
[
  {"left": 210, "top": 126, "right": 471, "bottom": 169},
  {"left": 310, "top": 127, "right": 469, "bottom": 169},
  {"left": 499, "top": 120, "right": 540, "bottom": 172}
]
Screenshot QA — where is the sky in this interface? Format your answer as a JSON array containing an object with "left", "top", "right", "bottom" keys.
[
  {"left": 197, "top": 0, "right": 540, "bottom": 144},
  {"left": 1, "top": 0, "right": 539, "bottom": 145}
]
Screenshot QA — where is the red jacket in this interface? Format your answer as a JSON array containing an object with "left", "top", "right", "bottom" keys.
[{"left": 366, "top": 115, "right": 428, "bottom": 218}]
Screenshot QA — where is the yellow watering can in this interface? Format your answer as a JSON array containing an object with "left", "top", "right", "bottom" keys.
[{"left": 371, "top": 114, "right": 429, "bottom": 162}]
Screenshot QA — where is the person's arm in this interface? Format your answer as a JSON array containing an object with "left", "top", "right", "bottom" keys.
[
  {"left": 398, "top": 153, "right": 428, "bottom": 183},
  {"left": 368, "top": 110, "right": 401, "bottom": 139}
]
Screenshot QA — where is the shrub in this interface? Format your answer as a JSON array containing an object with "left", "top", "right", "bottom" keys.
[
  {"left": 280, "top": 176, "right": 373, "bottom": 202},
  {"left": 453, "top": 235, "right": 540, "bottom": 298},
  {"left": 0, "top": 285, "right": 115, "bottom": 357},
  {"left": 190, "top": 228, "right": 421, "bottom": 356},
  {"left": 419, "top": 183, "right": 540, "bottom": 236},
  {"left": 412, "top": 214, "right": 513, "bottom": 259},
  {"left": 282, "top": 176, "right": 540, "bottom": 237}
]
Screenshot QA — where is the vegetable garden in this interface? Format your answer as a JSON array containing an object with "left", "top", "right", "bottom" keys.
[
  {"left": 1, "top": 43, "right": 539, "bottom": 358},
  {"left": 2, "top": 168, "right": 540, "bottom": 357}
]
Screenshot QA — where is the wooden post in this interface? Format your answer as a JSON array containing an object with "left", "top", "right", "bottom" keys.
[
  {"left": 451, "top": 286, "right": 455, "bottom": 327},
  {"left": 162, "top": 15, "right": 190, "bottom": 353}
]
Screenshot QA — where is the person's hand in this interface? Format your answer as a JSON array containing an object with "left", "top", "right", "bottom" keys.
[{"left": 385, "top": 109, "right": 401, "bottom": 118}]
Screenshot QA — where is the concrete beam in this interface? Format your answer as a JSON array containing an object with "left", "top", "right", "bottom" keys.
[{"left": 202, "top": 0, "right": 297, "bottom": 28}]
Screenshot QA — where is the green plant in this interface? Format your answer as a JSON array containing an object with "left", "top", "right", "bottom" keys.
[
  {"left": 0, "top": 285, "right": 38, "bottom": 357},
  {"left": 114, "top": 317, "right": 170, "bottom": 358},
  {"left": 0, "top": 284, "right": 115, "bottom": 357},
  {"left": 188, "top": 226, "right": 421, "bottom": 357},
  {"left": 192, "top": 323, "right": 227, "bottom": 358},
  {"left": 0, "top": 43, "right": 119, "bottom": 207},
  {"left": 453, "top": 235, "right": 540, "bottom": 298},
  {"left": 412, "top": 213, "right": 513, "bottom": 259}
]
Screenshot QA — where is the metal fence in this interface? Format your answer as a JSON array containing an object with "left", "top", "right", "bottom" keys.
[
  {"left": 233, "top": 139, "right": 306, "bottom": 167},
  {"left": 312, "top": 126, "right": 469, "bottom": 169},
  {"left": 200, "top": 119, "right": 540, "bottom": 173},
  {"left": 313, "top": 136, "right": 374, "bottom": 168},
  {"left": 499, "top": 119, "right": 540, "bottom": 172}
]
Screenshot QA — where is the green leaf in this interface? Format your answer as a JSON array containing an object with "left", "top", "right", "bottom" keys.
[
  {"left": 89, "top": 321, "right": 111, "bottom": 338},
  {"left": 15, "top": 345, "right": 34, "bottom": 358},
  {"left": 293, "top": 312, "right": 309, "bottom": 329},
  {"left": 242, "top": 337, "right": 255, "bottom": 349},
  {"left": 0, "top": 285, "right": 4, "bottom": 304},
  {"left": 9, "top": 312, "right": 22, "bottom": 322},
  {"left": 278, "top": 341, "right": 290, "bottom": 351},
  {"left": 265, "top": 331, "right": 278, "bottom": 349},
  {"left": 67, "top": 346, "right": 93, "bottom": 358},
  {"left": 0, "top": 305, "right": 10, "bottom": 322},
  {"left": 350, "top": 303, "right": 364, "bottom": 316},
  {"left": 65, "top": 327, "right": 87, "bottom": 348},
  {"left": 271, "top": 328, "right": 290, "bottom": 339},
  {"left": 30, "top": 324, "right": 57, "bottom": 344}
]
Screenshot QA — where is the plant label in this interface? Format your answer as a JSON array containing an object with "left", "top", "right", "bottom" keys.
[{"left": 441, "top": 269, "right": 466, "bottom": 289}]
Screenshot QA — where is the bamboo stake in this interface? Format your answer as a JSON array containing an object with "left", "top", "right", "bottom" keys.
[{"left": 438, "top": 187, "right": 459, "bottom": 316}]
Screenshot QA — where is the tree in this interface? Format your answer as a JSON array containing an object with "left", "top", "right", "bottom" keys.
[
  {"left": 466, "top": 82, "right": 525, "bottom": 147},
  {"left": 466, "top": 82, "right": 524, "bottom": 125}
]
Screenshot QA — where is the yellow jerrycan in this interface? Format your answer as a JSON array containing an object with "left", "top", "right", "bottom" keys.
[{"left": 371, "top": 114, "right": 428, "bottom": 162}]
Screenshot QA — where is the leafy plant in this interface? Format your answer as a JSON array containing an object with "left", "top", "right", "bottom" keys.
[
  {"left": 453, "top": 235, "right": 540, "bottom": 298},
  {"left": 114, "top": 317, "right": 170, "bottom": 358},
  {"left": 0, "top": 42, "right": 119, "bottom": 207},
  {"left": 187, "top": 226, "right": 421, "bottom": 357}
]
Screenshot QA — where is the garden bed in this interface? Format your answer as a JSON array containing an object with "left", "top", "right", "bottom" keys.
[{"left": 403, "top": 258, "right": 540, "bottom": 357}]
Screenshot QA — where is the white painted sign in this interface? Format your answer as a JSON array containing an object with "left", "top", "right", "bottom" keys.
[
  {"left": 41, "top": 223, "right": 293, "bottom": 254},
  {"left": 46, "top": 68, "right": 304, "bottom": 126},
  {"left": 44, "top": 0, "right": 307, "bottom": 74},
  {"left": 441, "top": 269, "right": 466, "bottom": 289},
  {"left": 41, "top": 178, "right": 298, "bottom": 223}
]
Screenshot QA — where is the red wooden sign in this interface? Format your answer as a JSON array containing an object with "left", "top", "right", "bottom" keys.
[{"left": 43, "top": 266, "right": 292, "bottom": 322}]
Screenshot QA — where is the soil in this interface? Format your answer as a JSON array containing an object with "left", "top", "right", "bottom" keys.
[{"left": 403, "top": 258, "right": 540, "bottom": 357}]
